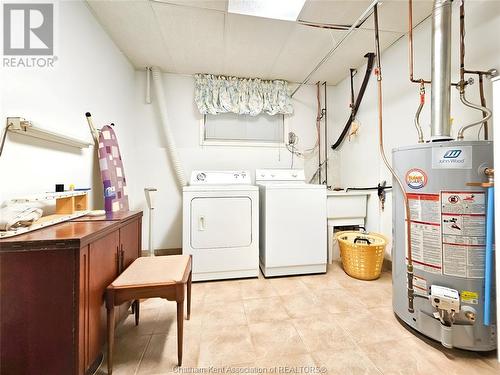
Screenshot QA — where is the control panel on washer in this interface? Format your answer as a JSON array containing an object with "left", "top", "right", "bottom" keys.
[
  {"left": 190, "top": 170, "right": 251, "bottom": 185},
  {"left": 255, "top": 169, "right": 305, "bottom": 182}
]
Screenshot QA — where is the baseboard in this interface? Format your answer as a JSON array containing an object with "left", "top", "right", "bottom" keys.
[{"left": 141, "top": 248, "right": 182, "bottom": 257}]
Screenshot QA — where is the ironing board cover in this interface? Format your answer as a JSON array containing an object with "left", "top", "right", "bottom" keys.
[{"left": 98, "top": 125, "right": 129, "bottom": 212}]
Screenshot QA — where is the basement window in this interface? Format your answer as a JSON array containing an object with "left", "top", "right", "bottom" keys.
[{"left": 200, "top": 113, "right": 287, "bottom": 147}]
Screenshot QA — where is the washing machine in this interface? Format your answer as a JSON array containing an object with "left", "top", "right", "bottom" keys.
[
  {"left": 182, "top": 170, "right": 259, "bottom": 281},
  {"left": 256, "top": 169, "right": 327, "bottom": 277}
]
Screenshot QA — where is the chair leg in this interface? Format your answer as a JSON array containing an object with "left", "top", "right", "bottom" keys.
[
  {"left": 134, "top": 300, "right": 140, "bottom": 326},
  {"left": 107, "top": 306, "right": 116, "bottom": 375},
  {"left": 176, "top": 301, "right": 184, "bottom": 366},
  {"left": 187, "top": 272, "right": 192, "bottom": 320}
]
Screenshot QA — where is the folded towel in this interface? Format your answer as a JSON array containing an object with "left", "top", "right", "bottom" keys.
[{"left": 0, "top": 206, "right": 43, "bottom": 231}]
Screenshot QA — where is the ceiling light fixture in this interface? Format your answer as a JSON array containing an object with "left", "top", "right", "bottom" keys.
[{"left": 228, "top": 0, "right": 307, "bottom": 22}]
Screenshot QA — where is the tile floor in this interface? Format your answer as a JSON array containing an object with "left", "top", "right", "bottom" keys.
[{"left": 97, "top": 261, "right": 499, "bottom": 375}]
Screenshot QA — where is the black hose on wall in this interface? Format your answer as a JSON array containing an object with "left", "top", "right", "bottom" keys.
[{"left": 331, "top": 52, "right": 376, "bottom": 150}]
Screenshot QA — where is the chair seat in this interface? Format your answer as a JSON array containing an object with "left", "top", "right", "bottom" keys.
[{"left": 110, "top": 255, "right": 191, "bottom": 288}]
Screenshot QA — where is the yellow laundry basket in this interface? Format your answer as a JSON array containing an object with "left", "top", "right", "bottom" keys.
[{"left": 336, "top": 231, "right": 387, "bottom": 280}]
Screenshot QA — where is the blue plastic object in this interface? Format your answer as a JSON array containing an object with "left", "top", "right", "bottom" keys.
[{"left": 484, "top": 186, "right": 494, "bottom": 326}]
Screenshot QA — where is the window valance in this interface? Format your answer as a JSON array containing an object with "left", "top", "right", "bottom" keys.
[{"left": 194, "top": 74, "right": 293, "bottom": 116}]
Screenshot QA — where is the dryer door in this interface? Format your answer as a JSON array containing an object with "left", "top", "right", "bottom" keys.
[{"left": 190, "top": 197, "right": 252, "bottom": 249}]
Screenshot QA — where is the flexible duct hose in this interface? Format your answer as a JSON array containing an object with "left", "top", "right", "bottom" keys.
[
  {"left": 331, "top": 53, "right": 375, "bottom": 150},
  {"left": 150, "top": 67, "right": 187, "bottom": 187}
]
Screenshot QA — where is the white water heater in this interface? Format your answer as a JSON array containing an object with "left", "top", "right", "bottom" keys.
[{"left": 392, "top": 140, "right": 496, "bottom": 350}]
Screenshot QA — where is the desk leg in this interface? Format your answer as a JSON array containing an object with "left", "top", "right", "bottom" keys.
[
  {"left": 187, "top": 272, "right": 192, "bottom": 320},
  {"left": 176, "top": 301, "right": 184, "bottom": 366},
  {"left": 107, "top": 306, "right": 115, "bottom": 375},
  {"left": 134, "top": 300, "right": 140, "bottom": 326}
]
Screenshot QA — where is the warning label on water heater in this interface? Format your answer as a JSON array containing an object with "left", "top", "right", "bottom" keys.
[
  {"left": 441, "top": 191, "right": 486, "bottom": 278},
  {"left": 407, "top": 193, "right": 442, "bottom": 274}
]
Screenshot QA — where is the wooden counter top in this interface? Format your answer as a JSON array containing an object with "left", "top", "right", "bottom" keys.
[
  {"left": 72, "top": 211, "right": 141, "bottom": 222},
  {"left": 0, "top": 211, "right": 142, "bottom": 252}
]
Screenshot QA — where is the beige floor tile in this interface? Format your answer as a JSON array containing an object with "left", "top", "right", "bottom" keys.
[
  {"left": 350, "top": 283, "right": 393, "bottom": 309},
  {"left": 202, "top": 300, "right": 247, "bottom": 327},
  {"left": 333, "top": 307, "right": 411, "bottom": 346},
  {"left": 312, "top": 347, "right": 382, "bottom": 375},
  {"left": 336, "top": 271, "right": 379, "bottom": 289},
  {"left": 116, "top": 307, "right": 160, "bottom": 338},
  {"left": 280, "top": 293, "right": 325, "bottom": 319},
  {"left": 292, "top": 314, "right": 357, "bottom": 352},
  {"left": 101, "top": 334, "right": 151, "bottom": 375},
  {"left": 477, "top": 351, "right": 500, "bottom": 371},
  {"left": 153, "top": 300, "right": 203, "bottom": 335},
  {"left": 268, "top": 276, "right": 309, "bottom": 297},
  {"left": 198, "top": 325, "right": 256, "bottom": 366},
  {"left": 243, "top": 297, "right": 289, "bottom": 324},
  {"left": 248, "top": 320, "right": 308, "bottom": 359},
  {"left": 299, "top": 273, "right": 345, "bottom": 292},
  {"left": 403, "top": 335, "right": 499, "bottom": 375},
  {"left": 136, "top": 331, "right": 200, "bottom": 374},
  {"left": 140, "top": 298, "right": 168, "bottom": 310},
  {"left": 204, "top": 280, "right": 243, "bottom": 302},
  {"left": 239, "top": 278, "right": 278, "bottom": 300},
  {"left": 255, "top": 353, "right": 318, "bottom": 374},
  {"left": 190, "top": 282, "right": 208, "bottom": 305},
  {"left": 96, "top": 266, "right": 496, "bottom": 375},
  {"left": 358, "top": 336, "right": 494, "bottom": 375},
  {"left": 313, "top": 288, "right": 365, "bottom": 314}
]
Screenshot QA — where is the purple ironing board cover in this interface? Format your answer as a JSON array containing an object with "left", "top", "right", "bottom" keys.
[{"left": 98, "top": 125, "right": 129, "bottom": 212}]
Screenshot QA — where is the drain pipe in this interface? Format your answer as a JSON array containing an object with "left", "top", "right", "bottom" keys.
[
  {"left": 374, "top": 5, "right": 415, "bottom": 312},
  {"left": 150, "top": 66, "right": 187, "bottom": 187}
]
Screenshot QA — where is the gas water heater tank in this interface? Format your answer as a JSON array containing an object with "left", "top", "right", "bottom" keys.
[{"left": 392, "top": 140, "right": 496, "bottom": 351}]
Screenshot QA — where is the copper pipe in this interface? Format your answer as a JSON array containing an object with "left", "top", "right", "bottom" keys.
[
  {"left": 316, "top": 82, "right": 322, "bottom": 184},
  {"left": 457, "top": 0, "right": 493, "bottom": 139},
  {"left": 375, "top": 4, "right": 414, "bottom": 312},
  {"left": 459, "top": 0, "right": 466, "bottom": 92},
  {"left": 408, "top": 0, "right": 431, "bottom": 84}
]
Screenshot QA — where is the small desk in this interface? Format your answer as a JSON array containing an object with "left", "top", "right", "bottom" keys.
[{"left": 0, "top": 211, "right": 143, "bottom": 375}]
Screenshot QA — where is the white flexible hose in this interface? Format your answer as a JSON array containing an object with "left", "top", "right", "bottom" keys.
[{"left": 151, "top": 67, "right": 188, "bottom": 187}]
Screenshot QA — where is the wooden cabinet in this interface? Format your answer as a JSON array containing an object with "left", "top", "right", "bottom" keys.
[{"left": 0, "top": 211, "right": 142, "bottom": 375}]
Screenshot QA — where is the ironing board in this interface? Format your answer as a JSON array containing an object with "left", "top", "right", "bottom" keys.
[{"left": 98, "top": 125, "right": 129, "bottom": 212}]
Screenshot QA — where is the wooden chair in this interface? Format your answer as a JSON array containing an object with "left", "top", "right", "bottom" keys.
[{"left": 105, "top": 255, "right": 192, "bottom": 374}]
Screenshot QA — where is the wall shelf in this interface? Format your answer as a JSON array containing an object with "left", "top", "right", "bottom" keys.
[{"left": 3, "top": 117, "right": 93, "bottom": 153}]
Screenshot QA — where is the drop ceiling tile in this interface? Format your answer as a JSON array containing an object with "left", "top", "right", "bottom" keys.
[
  {"left": 361, "top": 0, "right": 433, "bottom": 32},
  {"left": 307, "top": 28, "right": 403, "bottom": 85},
  {"left": 151, "top": 0, "right": 228, "bottom": 12},
  {"left": 223, "top": 13, "right": 296, "bottom": 79},
  {"left": 270, "top": 24, "right": 344, "bottom": 82},
  {"left": 151, "top": 2, "right": 226, "bottom": 74},
  {"left": 87, "top": 0, "right": 175, "bottom": 69},
  {"left": 298, "top": 0, "right": 373, "bottom": 27}
]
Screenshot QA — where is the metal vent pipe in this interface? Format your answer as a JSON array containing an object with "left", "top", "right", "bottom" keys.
[{"left": 430, "top": 0, "right": 453, "bottom": 140}]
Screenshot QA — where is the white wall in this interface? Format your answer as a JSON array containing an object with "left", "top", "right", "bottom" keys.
[
  {"left": 130, "top": 72, "right": 321, "bottom": 250},
  {"left": 0, "top": 1, "right": 137, "bottom": 209},
  {"left": 0, "top": 0, "right": 323, "bottom": 251},
  {"left": 328, "top": 0, "right": 500, "bottom": 257}
]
